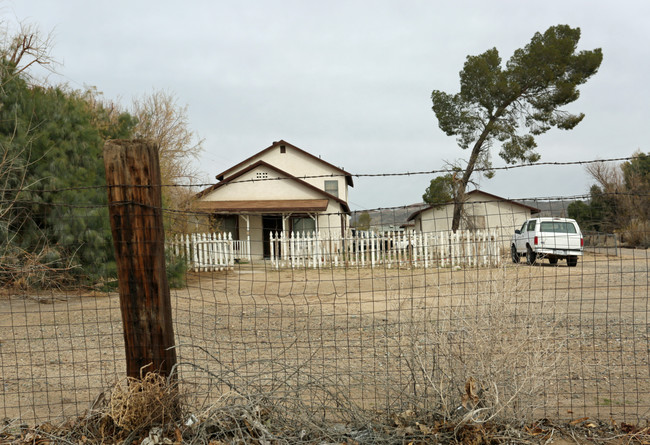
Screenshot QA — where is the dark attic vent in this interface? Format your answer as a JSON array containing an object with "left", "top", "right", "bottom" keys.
[{"left": 280, "top": 145, "right": 286, "bottom": 153}]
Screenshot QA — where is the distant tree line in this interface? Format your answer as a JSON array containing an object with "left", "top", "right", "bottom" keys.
[{"left": 569, "top": 152, "right": 650, "bottom": 247}]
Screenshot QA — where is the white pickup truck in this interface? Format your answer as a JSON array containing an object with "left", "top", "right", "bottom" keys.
[{"left": 511, "top": 217, "right": 584, "bottom": 267}]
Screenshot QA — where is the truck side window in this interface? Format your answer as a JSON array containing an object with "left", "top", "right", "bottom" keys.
[
  {"left": 527, "top": 220, "right": 536, "bottom": 231},
  {"left": 520, "top": 222, "right": 527, "bottom": 233}
]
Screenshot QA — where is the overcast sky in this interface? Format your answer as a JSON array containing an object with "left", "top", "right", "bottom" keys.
[{"left": 5, "top": 0, "right": 650, "bottom": 210}]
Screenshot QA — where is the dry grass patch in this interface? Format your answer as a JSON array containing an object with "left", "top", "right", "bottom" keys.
[
  {"left": 107, "top": 371, "right": 182, "bottom": 432},
  {"left": 394, "top": 269, "right": 563, "bottom": 423}
]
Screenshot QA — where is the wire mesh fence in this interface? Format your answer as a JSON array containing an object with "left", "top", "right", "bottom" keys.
[{"left": 1, "top": 187, "right": 649, "bottom": 429}]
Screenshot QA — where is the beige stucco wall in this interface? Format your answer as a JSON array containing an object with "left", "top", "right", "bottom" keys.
[
  {"left": 200, "top": 164, "right": 326, "bottom": 201},
  {"left": 414, "top": 195, "right": 533, "bottom": 246},
  {"left": 316, "top": 201, "right": 346, "bottom": 237},
  {"left": 225, "top": 144, "right": 348, "bottom": 202}
]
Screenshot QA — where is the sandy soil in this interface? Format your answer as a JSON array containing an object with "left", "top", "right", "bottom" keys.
[{"left": 1, "top": 250, "right": 648, "bottom": 425}]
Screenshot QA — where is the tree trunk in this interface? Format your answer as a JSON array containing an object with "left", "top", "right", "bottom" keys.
[
  {"left": 451, "top": 116, "right": 500, "bottom": 232},
  {"left": 103, "top": 139, "right": 177, "bottom": 379},
  {"left": 451, "top": 139, "right": 483, "bottom": 232}
]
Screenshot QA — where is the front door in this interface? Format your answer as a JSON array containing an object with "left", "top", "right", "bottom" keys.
[{"left": 262, "top": 215, "right": 283, "bottom": 258}]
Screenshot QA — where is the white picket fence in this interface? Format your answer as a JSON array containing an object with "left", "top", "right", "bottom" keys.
[
  {"left": 270, "top": 229, "right": 501, "bottom": 269},
  {"left": 168, "top": 232, "right": 238, "bottom": 272},
  {"left": 167, "top": 230, "right": 502, "bottom": 272}
]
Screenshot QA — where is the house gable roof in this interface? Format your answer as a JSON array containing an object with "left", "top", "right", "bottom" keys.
[
  {"left": 215, "top": 140, "right": 354, "bottom": 187},
  {"left": 195, "top": 160, "right": 351, "bottom": 214},
  {"left": 406, "top": 190, "right": 541, "bottom": 221}
]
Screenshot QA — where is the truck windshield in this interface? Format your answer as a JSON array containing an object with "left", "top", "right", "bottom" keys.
[{"left": 540, "top": 221, "right": 578, "bottom": 234}]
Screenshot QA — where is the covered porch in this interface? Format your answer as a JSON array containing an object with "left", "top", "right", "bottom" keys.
[{"left": 192, "top": 199, "right": 336, "bottom": 260}]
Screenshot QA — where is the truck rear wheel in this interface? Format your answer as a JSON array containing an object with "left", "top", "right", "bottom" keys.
[
  {"left": 526, "top": 247, "right": 537, "bottom": 265},
  {"left": 511, "top": 245, "right": 520, "bottom": 263},
  {"left": 567, "top": 256, "right": 578, "bottom": 267}
]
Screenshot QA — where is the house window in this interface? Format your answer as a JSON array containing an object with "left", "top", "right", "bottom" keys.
[
  {"left": 280, "top": 145, "right": 286, "bottom": 153},
  {"left": 291, "top": 217, "right": 316, "bottom": 234},
  {"left": 256, "top": 172, "right": 268, "bottom": 180},
  {"left": 211, "top": 215, "right": 239, "bottom": 240},
  {"left": 324, "top": 180, "right": 338, "bottom": 197}
]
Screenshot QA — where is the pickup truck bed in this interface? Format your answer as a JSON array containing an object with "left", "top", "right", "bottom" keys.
[{"left": 511, "top": 218, "right": 584, "bottom": 267}]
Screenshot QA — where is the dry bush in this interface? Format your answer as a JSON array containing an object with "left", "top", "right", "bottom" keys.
[
  {"left": 396, "top": 269, "right": 562, "bottom": 424},
  {"left": 620, "top": 218, "right": 650, "bottom": 248},
  {"left": 0, "top": 372, "right": 185, "bottom": 444},
  {"left": 181, "top": 392, "right": 288, "bottom": 444},
  {"left": 0, "top": 246, "right": 77, "bottom": 289},
  {"left": 107, "top": 371, "right": 182, "bottom": 432}
]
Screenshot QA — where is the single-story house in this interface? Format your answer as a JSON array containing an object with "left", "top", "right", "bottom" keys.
[
  {"left": 406, "top": 190, "right": 540, "bottom": 245},
  {"left": 193, "top": 140, "right": 353, "bottom": 260}
]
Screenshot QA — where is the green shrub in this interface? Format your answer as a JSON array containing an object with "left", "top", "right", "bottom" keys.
[{"left": 165, "top": 249, "right": 187, "bottom": 288}]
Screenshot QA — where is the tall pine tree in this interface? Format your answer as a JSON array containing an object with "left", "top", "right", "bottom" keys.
[{"left": 1, "top": 60, "right": 136, "bottom": 285}]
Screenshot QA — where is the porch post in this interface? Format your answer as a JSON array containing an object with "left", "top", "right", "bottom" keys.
[
  {"left": 282, "top": 214, "right": 289, "bottom": 236},
  {"left": 241, "top": 214, "right": 251, "bottom": 262},
  {"left": 308, "top": 212, "right": 318, "bottom": 233}
]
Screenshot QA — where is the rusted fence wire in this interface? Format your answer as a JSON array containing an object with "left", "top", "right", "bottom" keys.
[{"left": 1, "top": 189, "right": 649, "bottom": 430}]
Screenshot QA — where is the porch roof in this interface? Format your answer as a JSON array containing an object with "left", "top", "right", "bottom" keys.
[{"left": 193, "top": 199, "right": 330, "bottom": 213}]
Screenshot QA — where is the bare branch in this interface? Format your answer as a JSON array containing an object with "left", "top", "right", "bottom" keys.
[
  {"left": 132, "top": 90, "right": 205, "bottom": 212},
  {"left": 584, "top": 160, "right": 622, "bottom": 193},
  {"left": 1, "top": 21, "right": 58, "bottom": 86}
]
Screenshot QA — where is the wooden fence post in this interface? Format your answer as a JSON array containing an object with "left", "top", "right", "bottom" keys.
[{"left": 103, "top": 139, "right": 177, "bottom": 379}]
